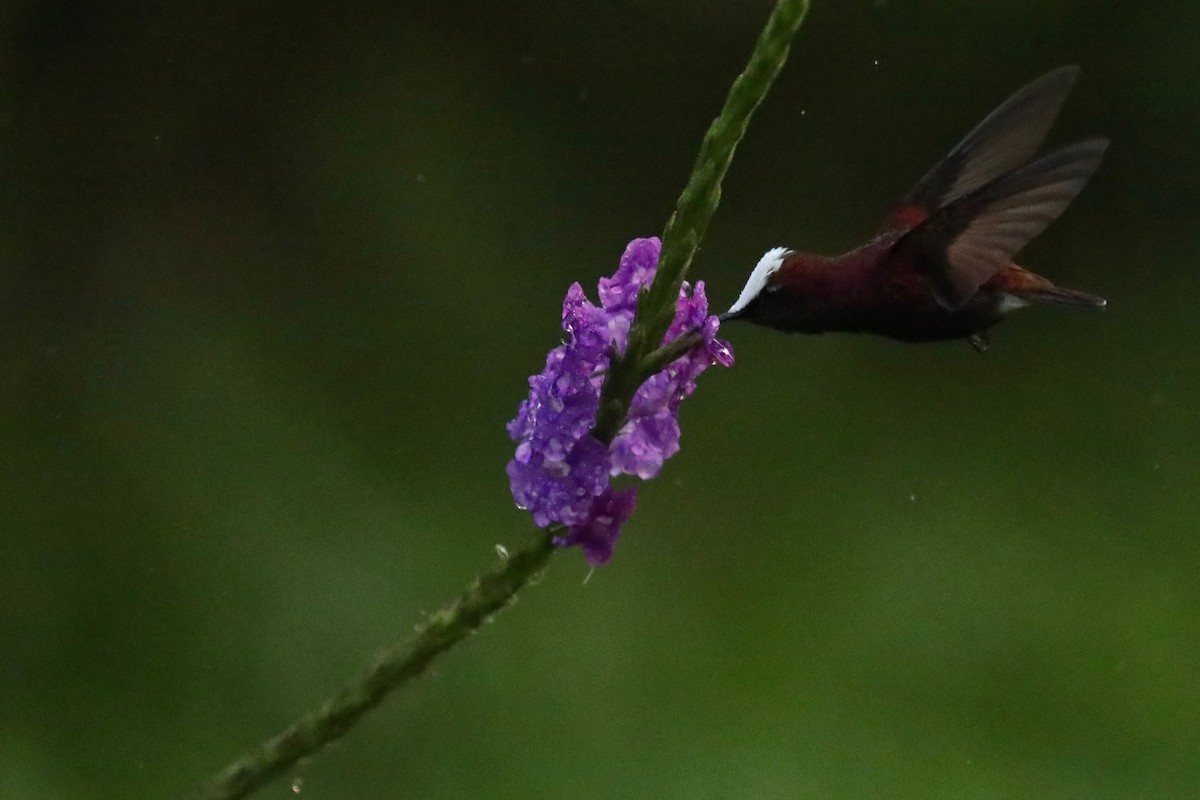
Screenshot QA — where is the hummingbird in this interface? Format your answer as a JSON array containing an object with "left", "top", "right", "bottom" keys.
[{"left": 721, "top": 66, "right": 1109, "bottom": 352}]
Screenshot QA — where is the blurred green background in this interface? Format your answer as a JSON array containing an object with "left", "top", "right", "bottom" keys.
[{"left": 2, "top": 2, "right": 1198, "bottom": 798}]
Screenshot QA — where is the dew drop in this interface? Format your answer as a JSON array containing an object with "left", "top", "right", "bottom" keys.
[
  {"left": 291, "top": 777, "right": 304, "bottom": 794},
  {"left": 495, "top": 543, "right": 510, "bottom": 560}
]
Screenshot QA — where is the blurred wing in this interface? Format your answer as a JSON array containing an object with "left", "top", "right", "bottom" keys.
[
  {"left": 897, "top": 137, "right": 1109, "bottom": 309},
  {"left": 884, "top": 66, "right": 1081, "bottom": 231}
]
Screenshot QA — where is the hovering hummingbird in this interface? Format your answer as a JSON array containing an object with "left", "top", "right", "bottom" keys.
[{"left": 721, "top": 66, "right": 1108, "bottom": 352}]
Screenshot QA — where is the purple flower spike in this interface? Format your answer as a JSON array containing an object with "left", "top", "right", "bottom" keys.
[
  {"left": 506, "top": 237, "right": 734, "bottom": 564},
  {"left": 554, "top": 486, "right": 638, "bottom": 567}
]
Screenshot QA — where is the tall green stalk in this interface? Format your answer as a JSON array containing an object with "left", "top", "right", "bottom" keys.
[
  {"left": 182, "top": 2, "right": 810, "bottom": 798},
  {"left": 593, "top": 0, "right": 810, "bottom": 441}
]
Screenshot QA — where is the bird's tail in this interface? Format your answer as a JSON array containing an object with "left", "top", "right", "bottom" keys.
[{"left": 1011, "top": 285, "right": 1107, "bottom": 310}]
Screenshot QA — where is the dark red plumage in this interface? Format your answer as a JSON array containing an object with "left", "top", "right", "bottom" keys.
[{"left": 724, "top": 66, "right": 1108, "bottom": 351}]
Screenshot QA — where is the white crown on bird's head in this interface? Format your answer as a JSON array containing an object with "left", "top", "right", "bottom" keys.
[{"left": 722, "top": 247, "right": 792, "bottom": 319}]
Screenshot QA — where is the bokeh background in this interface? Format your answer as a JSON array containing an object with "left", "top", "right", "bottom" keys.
[{"left": 2, "top": 2, "right": 1198, "bottom": 798}]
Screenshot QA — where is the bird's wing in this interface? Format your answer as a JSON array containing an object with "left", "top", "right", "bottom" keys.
[
  {"left": 894, "top": 137, "right": 1108, "bottom": 309},
  {"left": 883, "top": 66, "right": 1081, "bottom": 232}
]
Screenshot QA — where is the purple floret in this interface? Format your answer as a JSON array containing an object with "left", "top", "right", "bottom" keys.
[
  {"left": 598, "top": 237, "right": 660, "bottom": 313},
  {"left": 506, "top": 237, "right": 733, "bottom": 564},
  {"left": 507, "top": 433, "right": 610, "bottom": 528},
  {"left": 608, "top": 281, "right": 731, "bottom": 481},
  {"left": 554, "top": 485, "right": 639, "bottom": 567}
]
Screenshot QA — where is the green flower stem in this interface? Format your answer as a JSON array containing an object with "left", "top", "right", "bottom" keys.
[
  {"left": 641, "top": 330, "right": 704, "bottom": 377},
  {"left": 182, "top": 2, "right": 809, "bottom": 798},
  {"left": 594, "top": 0, "right": 810, "bottom": 443},
  {"left": 183, "top": 529, "right": 557, "bottom": 800},
  {"left": 638, "top": 0, "right": 809, "bottom": 343}
]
